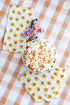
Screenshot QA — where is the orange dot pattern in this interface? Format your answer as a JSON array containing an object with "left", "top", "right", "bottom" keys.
[
  {"left": 19, "top": 67, "right": 65, "bottom": 102},
  {"left": 3, "top": 5, "right": 35, "bottom": 53}
]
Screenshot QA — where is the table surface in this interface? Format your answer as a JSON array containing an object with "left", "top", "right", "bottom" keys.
[{"left": 0, "top": 0, "right": 70, "bottom": 105}]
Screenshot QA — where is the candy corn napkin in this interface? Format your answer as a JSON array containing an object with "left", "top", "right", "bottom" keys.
[
  {"left": 19, "top": 67, "right": 65, "bottom": 102},
  {"left": 2, "top": 5, "right": 35, "bottom": 53}
]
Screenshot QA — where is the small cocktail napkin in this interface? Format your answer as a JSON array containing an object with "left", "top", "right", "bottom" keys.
[
  {"left": 3, "top": 5, "right": 35, "bottom": 53},
  {"left": 19, "top": 67, "right": 65, "bottom": 102}
]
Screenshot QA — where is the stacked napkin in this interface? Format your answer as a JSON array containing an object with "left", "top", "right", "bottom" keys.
[
  {"left": 19, "top": 67, "right": 65, "bottom": 102},
  {"left": 3, "top": 5, "right": 35, "bottom": 53}
]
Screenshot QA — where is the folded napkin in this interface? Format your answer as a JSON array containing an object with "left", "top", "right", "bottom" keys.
[
  {"left": 19, "top": 67, "right": 65, "bottom": 102},
  {"left": 3, "top": 5, "right": 35, "bottom": 53}
]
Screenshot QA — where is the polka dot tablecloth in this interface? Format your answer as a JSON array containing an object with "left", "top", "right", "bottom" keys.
[{"left": 0, "top": 0, "right": 70, "bottom": 105}]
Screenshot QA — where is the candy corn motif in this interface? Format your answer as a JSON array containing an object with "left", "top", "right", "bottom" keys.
[
  {"left": 9, "top": 29, "right": 13, "bottom": 33},
  {"left": 55, "top": 68, "right": 60, "bottom": 71},
  {"left": 6, "top": 49, "right": 9, "bottom": 51},
  {"left": 20, "top": 23, "right": 23, "bottom": 27},
  {"left": 14, "top": 40, "right": 17, "bottom": 44},
  {"left": 20, "top": 33, "right": 23, "bottom": 37},
  {"left": 34, "top": 77, "right": 39, "bottom": 81},
  {"left": 51, "top": 76, "right": 55, "bottom": 80},
  {"left": 9, "top": 43, "right": 13, "bottom": 48},
  {"left": 12, "top": 48, "right": 16, "bottom": 52},
  {"left": 53, "top": 91, "right": 59, "bottom": 95},
  {"left": 12, "top": 9, "right": 15, "bottom": 13},
  {"left": 27, "top": 78, "right": 31, "bottom": 82},
  {"left": 19, "top": 45, "right": 23, "bottom": 49},
  {"left": 23, "top": 73, "right": 27, "bottom": 77},
  {"left": 36, "top": 87, "right": 40, "bottom": 91},
  {"left": 41, "top": 81, "right": 44, "bottom": 86},
  {"left": 16, "top": 5, "right": 19, "bottom": 8},
  {"left": 41, "top": 74, "right": 46, "bottom": 78},
  {"left": 18, "top": 11, "right": 22, "bottom": 15},
  {"left": 31, "top": 83, "right": 36, "bottom": 86},
  {"left": 20, "top": 16, "right": 25, "bottom": 20},
  {"left": 51, "top": 87, "right": 55, "bottom": 90},
  {"left": 43, "top": 88, "right": 48, "bottom": 92},
  {"left": 26, "top": 20, "right": 31, "bottom": 24},
  {"left": 13, "top": 33, "right": 18, "bottom": 37},
  {"left": 29, "top": 70, "right": 33, "bottom": 74},
  {"left": 19, "top": 77, "right": 21, "bottom": 81},
  {"left": 39, "top": 46, "right": 43, "bottom": 49},
  {"left": 7, "top": 36, "right": 11, "bottom": 40},
  {"left": 28, "top": 7, "right": 32, "bottom": 11},
  {"left": 47, "top": 95, "right": 51, "bottom": 98},
  {"left": 23, "top": 51, "right": 27, "bottom": 55},
  {"left": 37, "top": 95, "right": 42, "bottom": 99},
  {"left": 3, "top": 41, "right": 6, "bottom": 45},
  {"left": 15, "top": 17, "right": 19, "bottom": 21},
  {"left": 48, "top": 60, "right": 51, "bottom": 64},
  {"left": 62, "top": 69, "right": 66, "bottom": 73},
  {"left": 56, "top": 80, "right": 60, "bottom": 86},
  {"left": 27, "top": 13, "right": 32, "bottom": 17},
  {"left": 30, "top": 58, "right": 33, "bottom": 63},
  {"left": 22, "top": 8, "right": 26, "bottom": 12},
  {"left": 54, "top": 72, "right": 58, "bottom": 76},
  {"left": 40, "top": 65, "right": 45, "bottom": 68},
  {"left": 11, "top": 23, "right": 15, "bottom": 26},
  {"left": 26, "top": 44, "right": 30, "bottom": 48},
  {"left": 16, "top": 28, "right": 20, "bottom": 31},
  {"left": 28, "top": 87, "right": 32, "bottom": 92},
  {"left": 32, "top": 52, "right": 35, "bottom": 56},
  {"left": 9, "top": 17, "right": 13, "bottom": 21},
  {"left": 30, "top": 67, "right": 34, "bottom": 71},
  {"left": 61, "top": 74, "right": 64, "bottom": 79},
  {"left": 46, "top": 81, "right": 51, "bottom": 85},
  {"left": 31, "top": 93, "right": 35, "bottom": 97},
  {"left": 23, "top": 83, "right": 26, "bottom": 87}
]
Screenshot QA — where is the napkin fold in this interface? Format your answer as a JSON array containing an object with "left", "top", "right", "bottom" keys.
[
  {"left": 3, "top": 5, "right": 35, "bottom": 53},
  {"left": 19, "top": 67, "right": 65, "bottom": 102}
]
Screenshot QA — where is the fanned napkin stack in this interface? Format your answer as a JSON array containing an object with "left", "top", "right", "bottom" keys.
[
  {"left": 3, "top": 5, "right": 35, "bottom": 53},
  {"left": 19, "top": 68, "right": 65, "bottom": 102}
]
